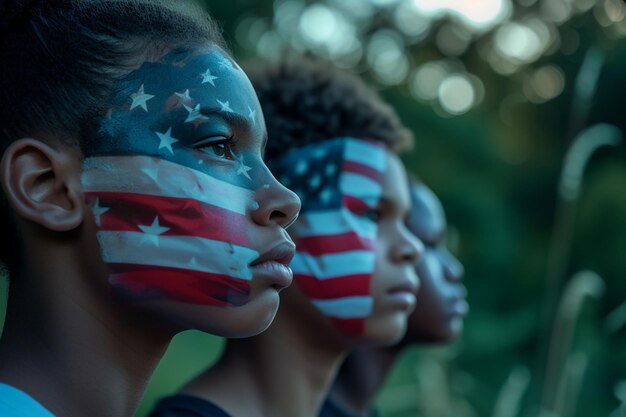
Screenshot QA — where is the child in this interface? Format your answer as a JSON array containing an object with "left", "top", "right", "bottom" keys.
[
  {"left": 0, "top": 1, "right": 299, "bottom": 416},
  {"left": 321, "top": 181, "right": 468, "bottom": 417},
  {"left": 150, "top": 58, "right": 423, "bottom": 417}
]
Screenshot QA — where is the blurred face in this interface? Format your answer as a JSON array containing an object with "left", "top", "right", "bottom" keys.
[
  {"left": 81, "top": 47, "right": 301, "bottom": 338},
  {"left": 403, "top": 183, "right": 467, "bottom": 344},
  {"left": 363, "top": 153, "right": 423, "bottom": 344},
  {"left": 274, "top": 138, "right": 420, "bottom": 345}
]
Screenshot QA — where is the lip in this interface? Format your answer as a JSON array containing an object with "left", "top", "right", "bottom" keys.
[
  {"left": 384, "top": 282, "right": 419, "bottom": 311},
  {"left": 249, "top": 241, "right": 296, "bottom": 291},
  {"left": 451, "top": 298, "right": 469, "bottom": 316}
]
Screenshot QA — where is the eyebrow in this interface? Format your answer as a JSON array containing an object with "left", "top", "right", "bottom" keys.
[
  {"left": 200, "top": 107, "right": 252, "bottom": 130},
  {"left": 379, "top": 196, "right": 409, "bottom": 215},
  {"left": 261, "top": 134, "right": 268, "bottom": 159}
]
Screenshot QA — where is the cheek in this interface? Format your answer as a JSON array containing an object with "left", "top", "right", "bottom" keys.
[
  {"left": 288, "top": 210, "right": 379, "bottom": 337},
  {"left": 82, "top": 156, "right": 260, "bottom": 307}
]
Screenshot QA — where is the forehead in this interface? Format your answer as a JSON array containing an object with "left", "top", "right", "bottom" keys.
[
  {"left": 118, "top": 48, "right": 258, "bottom": 111},
  {"left": 379, "top": 153, "right": 410, "bottom": 209},
  {"left": 88, "top": 48, "right": 265, "bottom": 160},
  {"left": 270, "top": 138, "right": 387, "bottom": 212},
  {"left": 408, "top": 184, "right": 446, "bottom": 238}
]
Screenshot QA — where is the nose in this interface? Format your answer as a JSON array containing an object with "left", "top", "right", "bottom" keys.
[
  {"left": 391, "top": 223, "right": 424, "bottom": 265},
  {"left": 443, "top": 250, "right": 464, "bottom": 283},
  {"left": 251, "top": 174, "right": 301, "bottom": 228}
]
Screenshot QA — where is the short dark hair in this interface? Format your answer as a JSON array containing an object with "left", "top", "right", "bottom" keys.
[
  {"left": 246, "top": 56, "right": 414, "bottom": 162},
  {"left": 0, "top": 0, "right": 226, "bottom": 276}
]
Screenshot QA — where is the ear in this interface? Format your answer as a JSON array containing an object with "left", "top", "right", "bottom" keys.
[{"left": 0, "top": 138, "right": 84, "bottom": 232}]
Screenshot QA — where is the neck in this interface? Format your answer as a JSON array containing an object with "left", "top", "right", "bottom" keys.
[
  {"left": 185, "top": 302, "right": 350, "bottom": 417},
  {"left": 328, "top": 346, "right": 403, "bottom": 416},
  {"left": 0, "top": 241, "right": 171, "bottom": 417}
]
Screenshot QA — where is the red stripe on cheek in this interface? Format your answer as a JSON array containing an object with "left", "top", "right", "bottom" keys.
[
  {"left": 108, "top": 263, "right": 250, "bottom": 306},
  {"left": 295, "top": 273, "right": 372, "bottom": 299},
  {"left": 87, "top": 192, "right": 250, "bottom": 247},
  {"left": 342, "top": 160, "right": 383, "bottom": 183},
  {"left": 295, "top": 232, "right": 375, "bottom": 256},
  {"left": 343, "top": 195, "right": 373, "bottom": 214},
  {"left": 331, "top": 317, "right": 365, "bottom": 337}
]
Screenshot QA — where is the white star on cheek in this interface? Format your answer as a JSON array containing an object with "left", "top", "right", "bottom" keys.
[
  {"left": 248, "top": 106, "right": 257, "bottom": 124},
  {"left": 184, "top": 104, "right": 209, "bottom": 124},
  {"left": 138, "top": 216, "right": 170, "bottom": 246},
  {"left": 320, "top": 188, "right": 333, "bottom": 204},
  {"left": 309, "top": 174, "right": 321, "bottom": 189},
  {"left": 233, "top": 152, "right": 252, "bottom": 180},
  {"left": 201, "top": 68, "right": 218, "bottom": 86},
  {"left": 130, "top": 84, "right": 155, "bottom": 111},
  {"left": 295, "top": 160, "right": 308, "bottom": 175},
  {"left": 175, "top": 89, "right": 192, "bottom": 101},
  {"left": 312, "top": 148, "right": 327, "bottom": 159},
  {"left": 154, "top": 127, "right": 179, "bottom": 155},
  {"left": 92, "top": 198, "right": 110, "bottom": 227},
  {"left": 217, "top": 99, "right": 233, "bottom": 113},
  {"left": 325, "top": 164, "right": 337, "bottom": 177}
]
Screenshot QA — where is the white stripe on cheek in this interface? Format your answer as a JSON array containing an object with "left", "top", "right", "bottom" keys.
[
  {"left": 290, "top": 210, "right": 377, "bottom": 239},
  {"left": 82, "top": 156, "right": 254, "bottom": 215},
  {"left": 97, "top": 231, "right": 258, "bottom": 280},
  {"left": 290, "top": 250, "right": 376, "bottom": 279},
  {"left": 339, "top": 172, "right": 382, "bottom": 205},
  {"left": 343, "top": 139, "right": 387, "bottom": 172},
  {"left": 311, "top": 296, "right": 374, "bottom": 318}
]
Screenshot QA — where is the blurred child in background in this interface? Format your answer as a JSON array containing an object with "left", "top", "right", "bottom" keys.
[{"left": 321, "top": 180, "right": 467, "bottom": 417}]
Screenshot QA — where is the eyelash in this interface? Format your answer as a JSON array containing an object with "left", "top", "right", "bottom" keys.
[
  {"left": 362, "top": 209, "right": 382, "bottom": 223},
  {"left": 196, "top": 136, "right": 236, "bottom": 160}
]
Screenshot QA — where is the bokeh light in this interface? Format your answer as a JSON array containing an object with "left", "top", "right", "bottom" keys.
[
  {"left": 232, "top": 0, "right": 625, "bottom": 116},
  {"left": 412, "top": 0, "right": 512, "bottom": 31},
  {"left": 523, "top": 65, "right": 566, "bottom": 103},
  {"left": 438, "top": 74, "right": 477, "bottom": 115}
]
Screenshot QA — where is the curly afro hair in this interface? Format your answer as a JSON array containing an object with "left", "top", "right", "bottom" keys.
[{"left": 246, "top": 56, "right": 414, "bottom": 162}]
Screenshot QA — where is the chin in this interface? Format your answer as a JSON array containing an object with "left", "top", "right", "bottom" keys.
[
  {"left": 212, "top": 292, "right": 281, "bottom": 338},
  {"left": 139, "top": 291, "right": 281, "bottom": 339},
  {"left": 362, "top": 314, "right": 409, "bottom": 346},
  {"left": 402, "top": 317, "right": 464, "bottom": 345}
]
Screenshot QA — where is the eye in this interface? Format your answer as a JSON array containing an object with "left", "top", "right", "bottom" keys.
[
  {"left": 362, "top": 209, "right": 381, "bottom": 223},
  {"left": 195, "top": 136, "right": 236, "bottom": 160}
]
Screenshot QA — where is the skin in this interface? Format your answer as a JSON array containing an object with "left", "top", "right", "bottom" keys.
[
  {"left": 181, "top": 151, "right": 422, "bottom": 417},
  {"left": 404, "top": 183, "right": 467, "bottom": 343},
  {"left": 0, "top": 46, "right": 300, "bottom": 417},
  {"left": 327, "top": 182, "right": 467, "bottom": 416}
]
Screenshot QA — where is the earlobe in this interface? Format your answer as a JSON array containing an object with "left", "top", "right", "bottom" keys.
[{"left": 0, "top": 138, "right": 84, "bottom": 232}]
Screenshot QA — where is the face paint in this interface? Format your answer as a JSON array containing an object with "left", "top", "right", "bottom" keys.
[
  {"left": 81, "top": 49, "right": 265, "bottom": 307},
  {"left": 270, "top": 137, "right": 386, "bottom": 336}
]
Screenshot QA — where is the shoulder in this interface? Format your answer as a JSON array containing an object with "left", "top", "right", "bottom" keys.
[
  {"left": 0, "top": 384, "right": 56, "bottom": 417},
  {"left": 149, "top": 394, "right": 233, "bottom": 417}
]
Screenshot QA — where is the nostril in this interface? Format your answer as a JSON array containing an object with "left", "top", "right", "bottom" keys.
[{"left": 269, "top": 210, "right": 286, "bottom": 222}]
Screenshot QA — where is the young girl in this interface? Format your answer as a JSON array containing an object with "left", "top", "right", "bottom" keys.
[
  {"left": 149, "top": 58, "right": 423, "bottom": 417},
  {"left": 0, "top": 2, "right": 299, "bottom": 416},
  {"left": 321, "top": 181, "right": 468, "bottom": 417}
]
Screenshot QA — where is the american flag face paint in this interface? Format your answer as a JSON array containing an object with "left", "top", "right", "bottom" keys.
[
  {"left": 270, "top": 137, "right": 386, "bottom": 336},
  {"left": 81, "top": 49, "right": 267, "bottom": 307}
]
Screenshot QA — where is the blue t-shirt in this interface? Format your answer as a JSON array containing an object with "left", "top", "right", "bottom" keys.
[
  {"left": 319, "top": 398, "right": 378, "bottom": 417},
  {"left": 149, "top": 394, "right": 232, "bottom": 417},
  {"left": 0, "top": 383, "right": 56, "bottom": 417}
]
